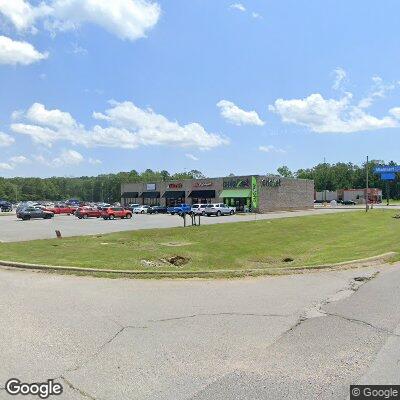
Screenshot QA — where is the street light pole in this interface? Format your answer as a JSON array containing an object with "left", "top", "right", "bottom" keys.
[{"left": 366, "top": 156, "right": 369, "bottom": 212}]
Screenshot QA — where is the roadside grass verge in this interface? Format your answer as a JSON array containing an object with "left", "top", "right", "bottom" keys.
[{"left": 0, "top": 210, "right": 399, "bottom": 276}]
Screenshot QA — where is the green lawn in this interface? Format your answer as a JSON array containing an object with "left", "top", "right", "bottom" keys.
[{"left": 0, "top": 210, "right": 399, "bottom": 275}]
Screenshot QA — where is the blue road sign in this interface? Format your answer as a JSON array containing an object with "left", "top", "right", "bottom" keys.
[
  {"left": 374, "top": 166, "right": 400, "bottom": 173},
  {"left": 380, "top": 172, "right": 396, "bottom": 181}
]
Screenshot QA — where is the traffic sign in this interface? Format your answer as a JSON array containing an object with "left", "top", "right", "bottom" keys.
[{"left": 380, "top": 172, "right": 396, "bottom": 181}]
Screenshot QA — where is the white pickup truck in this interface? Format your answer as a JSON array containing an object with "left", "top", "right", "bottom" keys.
[{"left": 204, "top": 203, "right": 236, "bottom": 217}]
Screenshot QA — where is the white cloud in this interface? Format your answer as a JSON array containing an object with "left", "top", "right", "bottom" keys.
[
  {"left": 0, "top": 162, "right": 13, "bottom": 170},
  {"left": 269, "top": 92, "right": 398, "bottom": 134},
  {"left": 332, "top": 67, "right": 347, "bottom": 90},
  {"left": 89, "top": 157, "right": 102, "bottom": 165},
  {"left": 357, "top": 76, "right": 396, "bottom": 109},
  {"left": 251, "top": 12, "right": 262, "bottom": 19},
  {"left": 0, "top": 0, "right": 161, "bottom": 42},
  {"left": 230, "top": 3, "right": 246, "bottom": 12},
  {"left": 217, "top": 100, "right": 265, "bottom": 126},
  {"left": 0, "top": 0, "right": 51, "bottom": 32},
  {"left": 0, "top": 131, "right": 15, "bottom": 147},
  {"left": 185, "top": 153, "right": 199, "bottom": 161},
  {"left": 9, "top": 155, "right": 29, "bottom": 164},
  {"left": 11, "top": 101, "right": 228, "bottom": 150},
  {"left": 390, "top": 107, "right": 400, "bottom": 119},
  {"left": 35, "top": 149, "right": 84, "bottom": 167},
  {"left": 0, "top": 35, "right": 48, "bottom": 65},
  {"left": 259, "top": 145, "right": 286, "bottom": 154}
]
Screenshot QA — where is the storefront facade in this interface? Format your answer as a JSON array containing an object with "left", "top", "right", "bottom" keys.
[{"left": 121, "top": 175, "right": 314, "bottom": 213}]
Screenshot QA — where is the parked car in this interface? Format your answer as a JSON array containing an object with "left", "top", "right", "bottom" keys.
[
  {"left": 17, "top": 207, "right": 54, "bottom": 220},
  {"left": 341, "top": 200, "right": 356, "bottom": 205},
  {"left": 204, "top": 203, "right": 236, "bottom": 217},
  {"left": 132, "top": 205, "right": 151, "bottom": 214},
  {"left": 0, "top": 200, "right": 12, "bottom": 212},
  {"left": 147, "top": 205, "right": 168, "bottom": 214},
  {"left": 191, "top": 204, "right": 209, "bottom": 215},
  {"left": 167, "top": 204, "right": 192, "bottom": 215},
  {"left": 45, "top": 204, "right": 77, "bottom": 215},
  {"left": 75, "top": 207, "right": 102, "bottom": 219},
  {"left": 125, "top": 203, "right": 141, "bottom": 212},
  {"left": 101, "top": 207, "right": 132, "bottom": 220}
]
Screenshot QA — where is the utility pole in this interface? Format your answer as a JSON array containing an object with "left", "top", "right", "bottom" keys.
[{"left": 365, "top": 156, "right": 369, "bottom": 212}]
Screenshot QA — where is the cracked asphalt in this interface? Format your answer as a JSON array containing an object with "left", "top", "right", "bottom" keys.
[{"left": 1, "top": 264, "right": 400, "bottom": 399}]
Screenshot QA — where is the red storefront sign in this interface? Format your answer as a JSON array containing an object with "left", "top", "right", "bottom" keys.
[{"left": 168, "top": 183, "right": 183, "bottom": 189}]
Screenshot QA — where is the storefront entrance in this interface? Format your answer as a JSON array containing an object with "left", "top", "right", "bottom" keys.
[
  {"left": 163, "top": 191, "right": 186, "bottom": 207},
  {"left": 188, "top": 190, "right": 216, "bottom": 205},
  {"left": 140, "top": 191, "right": 160, "bottom": 206},
  {"left": 219, "top": 189, "right": 252, "bottom": 212}
]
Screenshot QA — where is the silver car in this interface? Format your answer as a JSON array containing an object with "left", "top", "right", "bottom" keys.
[
  {"left": 191, "top": 204, "right": 208, "bottom": 215},
  {"left": 204, "top": 203, "right": 236, "bottom": 217}
]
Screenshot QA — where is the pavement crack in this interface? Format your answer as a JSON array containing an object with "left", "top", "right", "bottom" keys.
[
  {"left": 61, "top": 377, "right": 98, "bottom": 400},
  {"left": 148, "top": 312, "right": 289, "bottom": 323},
  {"left": 322, "top": 311, "right": 400, "bottom": 338},
  {"left": 63, "top": 325, "right": 147, "bottom": 375}
]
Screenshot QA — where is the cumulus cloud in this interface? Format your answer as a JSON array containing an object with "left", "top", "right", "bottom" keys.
[
  {"left": 185, "top": 153, "right": 199, "bottom": 161},
  {"left": 269, "top": 92, "right": 399, "bottom": 134},
  {"left": 0, "top": 0, "right": 51, "bottom": 33},
  {"left": 217, "top": 100, "right": 265, "bottom": 126},
  {"left": 390, "top": 107, "right": 400, "bottom": 119},
  {"left": 0, "top": 131, "right": 15, "bottom": 147},
  {"left": 259, "top": 145, "right": 286, "bottom": 154},
  {"left": 357, "top": 76, "right": 396, "bottom": 109},
  {"left": 11, "top": 101, "right": 228, "bottom": 150},
  {"left": 0, "top": 0, "right": 161, "bottom": 41},
  {"left": 0, "top": 35, "right": 48, "bottom": 65}
]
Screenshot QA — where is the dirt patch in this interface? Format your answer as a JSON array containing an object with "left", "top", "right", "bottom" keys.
[
  {"left": 160, "top": 242, "right": 193, "bottom": 247},
  {"left": 161, "top": 255, "right": 190, "bottom": 267},
  {"left": 283, "top": 257, "right": 294, "bottom": 263}
]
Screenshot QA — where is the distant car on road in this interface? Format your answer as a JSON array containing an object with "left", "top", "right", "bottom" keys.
[
  {"left": 341, "top": 200, "right": 356, "bottom": 205},
  {"left": 132, "top": 205, "right": 151, "bottom": 214},
  {"left": 191, "top": 204, "right": 208, "bottom": 215},
  {"left": 17, "top": 207, "right": 54, "bottom": 220},
  {"left": 101, "top": 207, "right": 132, "bottom": 220},
  {"left": 167, "top": 204, "right": 192, "bottom": 215},
  {"left": 204, "top": 203, "right": 235, "bottom": 217},
  {"left": 147, "top": 205, "right": 168, "bottom": 214},
  {"left": 75, "top": 207, "right": 102, "bottom": 219}
]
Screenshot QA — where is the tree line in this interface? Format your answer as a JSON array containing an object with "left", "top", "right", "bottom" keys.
[
  {"left": 277, "top": 160, "right": 400, "bottom": 199},
  {"left": 0, "top": 169, "right": 204, "bottom": 203},
  {"left": 1, "top": 161, "right": 399, "bottom": 203}
]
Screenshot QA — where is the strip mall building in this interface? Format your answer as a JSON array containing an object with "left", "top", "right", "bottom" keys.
[{"left": 121, "top": 175, "right": 314, "bottom": 213}]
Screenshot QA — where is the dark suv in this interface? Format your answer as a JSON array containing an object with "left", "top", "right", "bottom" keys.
[{"left": 17, "top": 207, "right": 54, "bottom": 220}]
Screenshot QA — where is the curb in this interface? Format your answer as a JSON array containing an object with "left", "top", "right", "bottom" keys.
[{"left": 0, "top": 252, "right": 396, "bottom": 278}]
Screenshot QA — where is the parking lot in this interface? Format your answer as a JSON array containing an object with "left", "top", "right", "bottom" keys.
[{"left": 0, "top": 208, "right": 360, "bottom": 243}]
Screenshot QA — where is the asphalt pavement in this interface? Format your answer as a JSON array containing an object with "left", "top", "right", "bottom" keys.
[
  {"left": 1, "top": 263, "right": 400, "bottom": 399},
  {"left": 0, "top": 207, "right": 360, "bottom": 242}
]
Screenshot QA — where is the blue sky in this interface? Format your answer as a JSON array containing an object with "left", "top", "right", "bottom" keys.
[{"left": 1, "top": 0, "right": 400, "bottom": 178}]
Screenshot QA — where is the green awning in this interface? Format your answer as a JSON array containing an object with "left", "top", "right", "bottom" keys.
[{"left": 220, "top": 189, "right": 251, "bottom": 198}]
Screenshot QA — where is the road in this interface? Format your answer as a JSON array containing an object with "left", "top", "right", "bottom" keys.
[
  {"left": 0, "top": 207, "right": 360, "bottom": 242},
  {"left": 1, "top": 264, "right": 400, "bottom": 399}
]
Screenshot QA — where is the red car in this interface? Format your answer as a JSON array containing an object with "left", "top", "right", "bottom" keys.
[
  {"left": 75, "top": 207, "right": 102, "bottom": 219},
  {"left": 101, "top": 207, "right": 132, "bottom": 220},
  {"left": 46, "top": 204, "right": 77, "bottom": 215}
]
